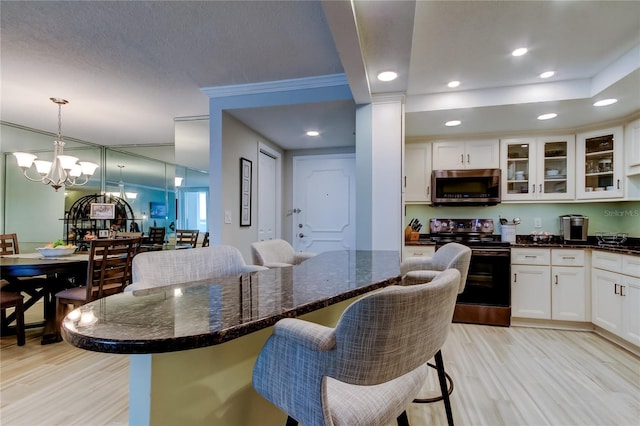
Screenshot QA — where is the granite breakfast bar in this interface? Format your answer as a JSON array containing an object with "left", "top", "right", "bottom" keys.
[{"left": 61, "top": 250, "right": 401, "bottom": 425}]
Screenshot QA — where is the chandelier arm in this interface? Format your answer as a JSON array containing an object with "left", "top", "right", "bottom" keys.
[
  {"left": 70, "top": 175, "right": 91, "bottom": 186},
  {"left": 21, "top": 169, "right": 49, "bottom": 183}
]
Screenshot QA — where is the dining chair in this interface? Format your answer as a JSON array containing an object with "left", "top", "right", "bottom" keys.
[
  {"left": 400, "top": 242, "right": 471, "bottom": 425},
  {"left": 54, "top": 238, "right": 141, "bottom": 336},
  {"left": 141, "top": 226, "right": 165, "bottom": 252},
  {"left": 0, "top": 233, "right": 48, "bottom": 293},
  {"left": 175, "top": 229, "right": 199, "bottom": 248},
  {"left": 250, "top": 239, "right": 315, "bottom": 268},
  {"left": 0, "top": 233, "right": 20, "bottom": 255},
  {"left": 253, "top": 268, "right": 461, "bottom": 426},
  {"left": 126, "top": 245, "right": 267, "bottom": 291},
  {"left": 201, "top": 231, "right": 210, "bottom": 247},
  {"left": 0, "top": 291, "right": 26, "bottom": 346}
]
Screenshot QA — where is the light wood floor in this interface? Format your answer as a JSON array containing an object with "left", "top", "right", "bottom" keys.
[{"left": 1, "top": 321, "right": 639, "bottom": 425}]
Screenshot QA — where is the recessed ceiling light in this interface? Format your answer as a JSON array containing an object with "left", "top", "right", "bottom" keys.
[
  {"left": 593, "top": 98, "right": 618, "bottom": 107},
  {"left": 377, "top": 71, "right": 398, "bottom": 82},
  {"left": 447, "top": 80, "right": 460, "bottom": 88},
  {"left": 306, "top": 131, "right": 319, "bottom": 137},
  {"left": 537, "top": 113, "right": 557, "bottom": 120},
  {"left": 512, "top": 47, "right": 528, "bottom": 57},
  {"left": 445, "top": 120, "right": 462, "bottom": 127},
  {"left": 540, "top": 71, "right": 555, "bottom": 79}
]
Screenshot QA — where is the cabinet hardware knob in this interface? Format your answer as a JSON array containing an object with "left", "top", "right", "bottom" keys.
[
  {"left": 532, "top": 185, "right": 536, "bottom": 193},
  {"left": 614, "top": 283, "right": 619, "bottom": 295},
  {"left": 562, "top": 256, "right": 575, "bottom": 260},
  {"left": 467, "top": 154, "right": 470, "bottom": 164},
  {"left": 554, "top": 275, "right": 558, "bottom": 285},
  {"left": 620, "top": 285, "right": 626, "bottom": 297},
  {"left": 539, "top": 184, "right": 542, "bottom": 193},
  {"left": 617, "top": 179, "right": 620, "bottom": 189},
  {"left": 514, "top": 273, "right": 517, "bottom": 283},
  {"left": 460, "top": 154, "right": 464, "bottom": 164}
]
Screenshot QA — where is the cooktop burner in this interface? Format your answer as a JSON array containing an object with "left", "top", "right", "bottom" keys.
[
  {"left": 428, "top": 218, "right": 510, "bottom": 247},
  {"left": 429, "top": 218, "right": 495, "bottom": 234}
]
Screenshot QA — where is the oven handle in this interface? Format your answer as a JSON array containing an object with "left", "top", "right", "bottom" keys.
[{"left": 471, "top": 249, "right": 511, "bottom": 257}]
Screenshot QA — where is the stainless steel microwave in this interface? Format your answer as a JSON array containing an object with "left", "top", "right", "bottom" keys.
[{"left": 431, "top": 169, "right": 501, "bottom": 206}]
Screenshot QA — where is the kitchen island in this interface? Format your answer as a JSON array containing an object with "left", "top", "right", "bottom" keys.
[{"left": 61, "top": 250, "right": 401, "bottom": 425}]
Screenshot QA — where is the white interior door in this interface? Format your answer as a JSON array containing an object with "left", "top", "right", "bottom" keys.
[
  {"left": 258, "top": 145, "right": 280, "bottom": 241},
  {"left": 292, "top": 154, "right": 356, "bottom": 253}
]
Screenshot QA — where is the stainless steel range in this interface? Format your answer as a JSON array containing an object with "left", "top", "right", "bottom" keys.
[{"left": 428, "top": 218, "right": 511, "bottom": 326}]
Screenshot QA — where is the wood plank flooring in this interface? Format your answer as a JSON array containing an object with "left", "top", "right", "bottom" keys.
[{"left": 1, "top": 323, "right": 638, "bottom": 425}]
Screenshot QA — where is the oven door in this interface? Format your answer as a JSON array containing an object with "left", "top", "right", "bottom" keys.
[{"left": 456, "top": 248, "right": 510, "bottom": 307}]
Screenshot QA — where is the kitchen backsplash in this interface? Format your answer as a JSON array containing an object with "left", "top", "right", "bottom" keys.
[{"left": 405, "top": 200, "right": 640, "bottom": 237}]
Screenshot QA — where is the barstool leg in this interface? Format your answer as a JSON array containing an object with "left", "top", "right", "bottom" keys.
[
  {"left": 397, "top": 410, "right": 410, "bottom": 426},
  {"left": 435, "top": 350, "right": 454, "bottom": 426}
]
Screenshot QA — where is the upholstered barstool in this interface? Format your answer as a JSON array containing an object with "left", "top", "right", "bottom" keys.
[
  {"left": 250, "top": 239, "right": 315, "bottom": 268},
  {"left": 401, "top": 242, "right": 471, "bottom": 426},
  {"left": 253, "top": 269, "right": 462, "bottom": 426}
]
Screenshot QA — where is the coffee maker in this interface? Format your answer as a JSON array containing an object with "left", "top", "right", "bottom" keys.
[{"left": 560, "top": 214, "right": 589, "bottom": 242}]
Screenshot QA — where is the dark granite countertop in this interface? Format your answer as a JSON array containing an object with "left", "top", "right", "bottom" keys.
[
  {"left": 405, "top": 235, "right": 640, "bottom": 255},
  {"left": 61, "top": 250, "right": 401, "bottom": 354}
]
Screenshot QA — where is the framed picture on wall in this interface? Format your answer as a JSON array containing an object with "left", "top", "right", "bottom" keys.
[
  {"left": 150, "top": 202, "right": 167, "bottom": 219},
  {"left": 90, "top": 203, "right": 115, "bottom": 220},
  {"left": 240, "top": 157, "right": 252, "bottom": 226}
]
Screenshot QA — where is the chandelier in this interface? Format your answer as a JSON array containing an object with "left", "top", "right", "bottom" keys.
[
  {"left": 13, "top": 98, "right": 99, "bottom": 191},
  {"left": 107, "top": 164, "right": 137, "bottom": 200}
]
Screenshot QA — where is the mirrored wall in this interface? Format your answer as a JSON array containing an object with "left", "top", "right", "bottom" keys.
[{"left": 1, "top": 123, "right": 208, "bottom": 248}]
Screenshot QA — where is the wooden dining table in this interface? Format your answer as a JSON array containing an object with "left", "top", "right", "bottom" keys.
[{"left": 0, "top": 252, "right": 88, "bottom": 344}]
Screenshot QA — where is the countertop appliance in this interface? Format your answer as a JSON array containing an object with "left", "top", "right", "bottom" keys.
[
  {"left": 431, "top": 169, "right": 501, "bottom": 206},
  {"left": 560, "top": 214, "right": 589, "bottom": 242},
  {"left": 427, "top": 218, "right": 511, "bottom": 326}
]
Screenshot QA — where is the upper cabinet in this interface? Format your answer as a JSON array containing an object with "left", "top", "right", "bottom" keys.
[
  {"left": 501, "top": 135, "right": 575, "bottom": 201},
  {"left": 626, "top": 118, "right": 640, "bottom": 176},
  {"left": 404, "top": 142, "right": 432, "bottom": 203},
  {"left": 432, "top": 139, "right": 499, "bottom": 170},
  {"left": 576, "top": 126, "right": 624, "bottom": 199}
]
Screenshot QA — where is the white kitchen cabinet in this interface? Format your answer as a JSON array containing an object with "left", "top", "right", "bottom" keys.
[
  {"left": 404, "top": 142, "right": 432, "bottom": 202},
  {"left": 511, "top": 248, "right": 551, "bottom": 319},
  {"left": 591, "top": 251, "right": 640, "bottom": 347},
  {"left": 576, "top": 126, "right": 624, "bottom": 199},
  {"left": 511, "top": 263, "right": 551, "bottom": 319},
  {"left": 625, "top": 118, "right": 640, "bottom": 176},
  {"left": 621, "top": 274, "right": 640, "bottom": 346},
  {"left": 592, "top": 267, "right": 624, "bottom": 334},
  {"left": 551, "top": 249, "right": 589, "bottom": 322},
  {"left": 402, "top": 244, "right": 435, "bottom": 261},
  {"left": 432, "top": 139, "right": 499, "bottom": 170},
  {"left": 501, "top": 135, "right": 575, "bottom": 201},
  {"left": 511, "top": 248, "right": 589, "bottom": 321}
]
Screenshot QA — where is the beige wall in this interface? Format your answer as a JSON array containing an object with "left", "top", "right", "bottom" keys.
[{"left": 221, "top": 113, "right": 283, "bottom": 263}]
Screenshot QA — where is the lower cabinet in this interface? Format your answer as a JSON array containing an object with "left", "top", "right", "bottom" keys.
[
  {"left": 511, "top": 248, "right": 589, "bottom": 322},
  {"left": 402, "top": 244, "right": 435, "bottom": 261},
  {"left": 592, "top": 251, "right": 640, "bottom": 347}
]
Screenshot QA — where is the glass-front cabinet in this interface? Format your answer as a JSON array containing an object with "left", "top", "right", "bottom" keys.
[
  {"left": 576, "top": 126, "right": 624, "bottom": 199},
  {"left": 501, "top": 135, "right": 575, "bottom": 201}
]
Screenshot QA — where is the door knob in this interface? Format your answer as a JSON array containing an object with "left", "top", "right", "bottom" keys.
[{"left": 298, "top": 233, "right": 305, "bottom": 238}]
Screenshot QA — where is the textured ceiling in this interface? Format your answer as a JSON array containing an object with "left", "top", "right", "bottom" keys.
[{"left": 1, "top": 0, "right": 639, "bottom": 157}]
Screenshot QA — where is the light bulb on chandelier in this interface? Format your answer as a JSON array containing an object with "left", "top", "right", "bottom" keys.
[{"left": 13, "top": 98, "right": 99, "bottom": 191}]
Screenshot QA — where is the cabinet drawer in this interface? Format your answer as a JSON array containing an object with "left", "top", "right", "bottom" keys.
[
  {"left": 592, "top": 250, "right": 622, "bottom": 272},
  {"left": 403, "top": 245, "right": 435, "bottom": 259},
  {"left": 551, "top": 249, "right": 585, "bottom": 266},
  {"left": 511, "top": 248, "right": 550, "bottom": 265},
  {"left": 622, "top": 255, "right": 640, "bottom": 278}
]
